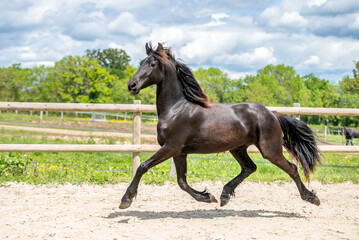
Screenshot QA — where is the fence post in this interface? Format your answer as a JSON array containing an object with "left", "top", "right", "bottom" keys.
[
  {"left": 293, "top": 103, "right": 300, "bottom": 120},
  {"left": 132, "top": 100, "right": 141, "bottom": 176},
  {"left": 324, "top": 126, "right": 327, "bottom": 142},
  {"left": 40, "top": 111, "right": 43, "bottom": 122},
  {"left": 169, "top": 158, "right": 176, "bottom": 177}
]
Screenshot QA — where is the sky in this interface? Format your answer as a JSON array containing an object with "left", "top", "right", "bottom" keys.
[{"left": 1, "top": 0, "right": 359, "bottom": 83}]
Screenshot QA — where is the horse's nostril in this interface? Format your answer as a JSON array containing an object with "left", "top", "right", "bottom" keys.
[{"left": 130, "top": 82, "right": 136, "bottom": 89}]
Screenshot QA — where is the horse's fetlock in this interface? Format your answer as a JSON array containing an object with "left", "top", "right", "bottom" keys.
[
  {"left": 177, "top": 178, "right": 188, "bottom": 191},
  {"left": 248, "top": 163, "right": 257, "bottom": 173}
]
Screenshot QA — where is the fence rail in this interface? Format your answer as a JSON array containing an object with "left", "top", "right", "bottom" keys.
[
  {"left": 0, "top": 101, "right": 359, "bottom": 175},
  {"left": 0, "top": 102, "right": 156, "bottom": 113},
  {"left": 1, "top": 102, "right": 359, "bottom": 116}
]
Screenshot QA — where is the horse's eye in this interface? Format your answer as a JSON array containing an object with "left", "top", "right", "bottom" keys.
[{"left": 151, "top": 63, "right": 155, "bottom": 67}]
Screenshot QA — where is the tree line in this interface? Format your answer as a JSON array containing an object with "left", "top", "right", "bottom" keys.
[{"left": 0, "top": 48, "right": 358, "bottom": 127}]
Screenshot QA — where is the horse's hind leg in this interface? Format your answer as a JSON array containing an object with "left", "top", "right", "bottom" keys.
[
  {"left": 262, "top": 150, "right": 320, "bottom": 206},
  {"left": 174, "top": 155, "right": 217, "bottom": 203},
  {"left": 220, "top": 146, "right": 257, "bottom": 207}
]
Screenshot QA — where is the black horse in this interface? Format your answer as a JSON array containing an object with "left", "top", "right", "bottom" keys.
[
  {"left": 120, "top": 43, "right": 321, "bottom": 209},
  {"left": 341, "top": 127, "right": 359, "bottom": 145}
]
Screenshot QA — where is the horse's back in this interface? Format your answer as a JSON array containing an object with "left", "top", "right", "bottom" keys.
[{"left": 353, "top": 128, "right": 359, "bottom": 138}]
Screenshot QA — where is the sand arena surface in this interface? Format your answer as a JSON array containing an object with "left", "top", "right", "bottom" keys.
[{"left": 1, "top": 181, "right": 358, "bottom": 239}]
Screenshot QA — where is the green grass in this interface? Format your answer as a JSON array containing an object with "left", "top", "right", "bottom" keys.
[
  {"left": 0, "top": 113, "right": 358, "bottom": 185},
  {"left": 1, "top": 150, "right": 358, "bottom": 185},
  {"left": 185, "top": 152, "right": 359, "bottom": 184}
]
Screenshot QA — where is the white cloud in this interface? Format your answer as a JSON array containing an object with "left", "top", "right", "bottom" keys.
[
  {"left": 21, "top": 61, "right": 54, "bottom": 68},
  {"left": 306, "top": 0, "right": 327, "bottom": 8},
  {"left": 349, "top": 14, "right": 359, "bottom": 29},
  {"left": 213, "top": 47, "right": 276, "bottom": 67},
  {"left": 143, "top": 27, "right": 187, "bottom": 47},
  {"left": 280, "top": 12, "right": 308, "bottom": 27},
  {"left": 224, "top": 70, "right": 254, "bottom": 79},
  {"left": 0, "top": 0, "right": 358, "bottom": 83},
  {"left": 179, "top": 31, "right": 238, "bottom": 63},
  {"left": 108, "top": 12, "right": 149, "bottom": 36},
  {"left": 260, "top": 6, "right": 280, "bottom": 21},
  {"left": 96, "top": 0, "right": 154, "bottom": 11},
  {"left": 205, "top": 13, "right": 229, "bottom": 26},
  {"left": 260, "top": 7, "right": 308, "bottom": 29},
  {"left": 302, "top": 55, "right": 320, "bottom": 66},
  {"left": 0, "top": 31, "right": 84, "bottom": 66}
]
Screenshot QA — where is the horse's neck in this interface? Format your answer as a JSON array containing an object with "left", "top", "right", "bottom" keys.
[{"left": 156, "top": 70, "right": 184, "bottom": 117}]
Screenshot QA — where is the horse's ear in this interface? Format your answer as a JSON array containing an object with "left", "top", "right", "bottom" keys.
[
  {"left": 157, "top": 42, "right": 164, "bottom": 51},
  {"left": 145, "top": 43, "right": 151, "bottom": 55}
]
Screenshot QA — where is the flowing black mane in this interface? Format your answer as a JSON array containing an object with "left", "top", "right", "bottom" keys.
[
  {"left": 175, "top": 62, "right": 211, "bottom": 108},
  {"left": 147, "top": 43, "right": 210, "bottom": 108}
]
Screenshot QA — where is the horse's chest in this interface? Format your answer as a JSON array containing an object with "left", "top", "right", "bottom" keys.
[{"left": 156, "top": 121, "right": 170, "bottom": 146}]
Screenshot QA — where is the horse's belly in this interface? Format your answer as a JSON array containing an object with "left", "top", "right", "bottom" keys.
[
  {"left": 181, "top": 121, "right": 252, "bottom": 154},
  {"left": 181, "top": 136, "right": 245, "bottom": 154}
]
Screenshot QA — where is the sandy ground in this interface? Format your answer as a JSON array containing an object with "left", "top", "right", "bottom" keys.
[{"left": 0, "top": 181, "right": 358, "bottom": 240}]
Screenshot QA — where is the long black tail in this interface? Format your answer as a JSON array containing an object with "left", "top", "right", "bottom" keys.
[{"left": 275, "top": 113, "right": 321, "bottom": 181}]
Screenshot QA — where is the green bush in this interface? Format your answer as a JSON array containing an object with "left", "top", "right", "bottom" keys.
[{"left": 0, "top": 153, "right": 31, "bottom": 177}]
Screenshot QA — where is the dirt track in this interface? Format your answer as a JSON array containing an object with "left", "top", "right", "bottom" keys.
[{"left": 1, "top": 181, "right": 358, "bottom": 239}]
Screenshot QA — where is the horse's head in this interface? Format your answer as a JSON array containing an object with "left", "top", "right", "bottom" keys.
[{"left": 128, "top": 42, "right": 171, "bottom": 94}]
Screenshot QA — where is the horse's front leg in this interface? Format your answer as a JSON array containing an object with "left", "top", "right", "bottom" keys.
[{"left": 119, "top": 145, "right": 176, "bottom": 209}]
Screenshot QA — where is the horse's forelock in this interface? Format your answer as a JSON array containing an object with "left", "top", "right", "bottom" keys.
[{"left": 146, "top": 43, "right": 175, "bottom": 64}]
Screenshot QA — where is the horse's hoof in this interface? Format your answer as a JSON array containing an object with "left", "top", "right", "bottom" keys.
[
  {"left": 220, "top": 197, "right": 230, "bottom": 207},
  {"left": 119, "top": 200, "right": 132, "bottom": 209},
  {"left": 313, "top": 197, "right": 320, "bottom": 206},
  {"left": 209, "top": 194, "right": 218, "bottom": 203}
]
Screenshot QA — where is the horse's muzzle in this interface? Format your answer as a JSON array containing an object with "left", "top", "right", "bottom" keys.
[{"left": 128, "top": 80, "right": 140, "bottom": 94}]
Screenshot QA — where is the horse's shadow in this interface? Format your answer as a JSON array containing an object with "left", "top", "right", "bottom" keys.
[{"left": 105, "top": 209, "right": 304, "bottom": 221}]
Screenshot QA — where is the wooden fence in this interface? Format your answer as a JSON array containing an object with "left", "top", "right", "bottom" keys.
[{"left": 1, "top": 102, "right": 359, "bottom": 175}]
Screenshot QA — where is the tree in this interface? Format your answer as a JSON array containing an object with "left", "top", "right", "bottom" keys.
[
  {"left": 0, "top": 64, "right": 32, "bottom": 102},
  {"left": 338, "top": 61, "right": 359, "bottom": 109},
  {"left": 337, "top": 61, "right": 359, "bottom": 127},
  {"left": 302, "top": 74, "right": 339, "bottom": 125},
  {"left": 256, "top": 64, "right": 310, "bottom": 106},
  {"left": 243, "top": 81, "right": 275, "bottom": 106},
  {"left": 110, "top": 65, "right": 138, "bottom": 103},
  {"left": 340, "top": 61, "right": 359, "bottom": 95},
  {"left": 46, "top": 55, "right": 116, "bottom": 103},
  {"left": 242, "top": 67, "right": 286, "bottom": 106},
  {"left": 303, "top": 74, "right": 338, "bottom": 107},
  {"left": 86, "top": 48, "right": 131, "bottom": 78},
  {"left": 194, "top": 67, "right": 242, "bottom": 103}
]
